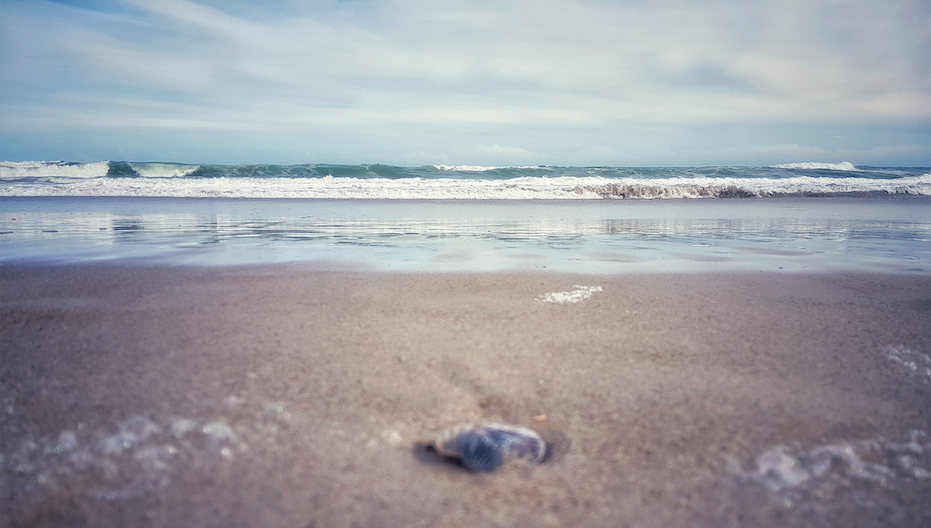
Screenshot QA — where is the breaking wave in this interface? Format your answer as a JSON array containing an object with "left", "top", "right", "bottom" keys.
[
  {"left": 0, "top": 161, "right": 110, "bottom": 179},
  {"left": 771, "top": 162, "right": 858, "bottom": 171},
  {"left": 434, "top": 164, "right": 500, "bottom": 172},
  {"left": 128, "top": 162, "right": 201, "bottom": 178},
  {"left": 1, "top": 161, "right": 929, "bottom": 199}
]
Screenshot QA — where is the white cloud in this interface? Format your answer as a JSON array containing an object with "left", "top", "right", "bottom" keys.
[
  {"left": 1, "top": 0, "right": 929, "bottom": 164},
  {"left": 582, "top": 146, "right": 617, "bottom": 156},
  {"left": 476, "top": 144, "right": 534, "bottom": 158}
]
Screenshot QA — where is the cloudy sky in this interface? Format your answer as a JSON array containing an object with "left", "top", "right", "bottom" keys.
[{"left": 1, "top": 0, "right": 929, "bottom": 166}]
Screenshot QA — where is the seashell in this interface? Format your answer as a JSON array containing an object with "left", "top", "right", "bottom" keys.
[{"left": 431, "top": 423, "right": 546, "bottom": 472}]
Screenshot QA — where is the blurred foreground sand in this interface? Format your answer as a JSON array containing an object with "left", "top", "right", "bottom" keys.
[{"left": 2, "top": 265, "right": 930, "bottom": 527}]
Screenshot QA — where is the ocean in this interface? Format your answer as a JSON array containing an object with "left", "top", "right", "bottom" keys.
[
  {"left": 1, "top": 161, "right": 930, "bottom": 272},
  {"left": 2, "top": 161, "right": 929, "bottom": 199}
]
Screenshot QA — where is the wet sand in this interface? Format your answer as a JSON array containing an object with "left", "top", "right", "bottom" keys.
[{"left": 1, "top": 264, "right": 930, "bottom": 527}]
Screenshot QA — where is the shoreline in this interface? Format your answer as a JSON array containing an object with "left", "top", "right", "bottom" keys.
[
  {"left": 3, "top": 195, "right": 930, "bottom": 274},
  {"left": 2, "top": 264, "right": 930, "bottom": 527}
]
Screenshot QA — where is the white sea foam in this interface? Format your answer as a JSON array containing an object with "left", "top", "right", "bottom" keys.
[
  {"left": 2, "top": 174, "right": 929, "bottom": 199},
  {"left": 128, "top": 162, "right": 200, "bottom": 178},
  {"left": 170, "top": 418, "right": 200, "bottom": 438},
  {"left": 0, "top": 396, "right": 292, "bottom": 508},
  {"left": 433, "top": 164, "right": 549, "bottom": 172},
  {"left": 881, "top": 345, "right": 931, "bottom": 383},
  {"left": 538, "top": 285, "right": 603, "bottom": 304},
  {"left": 747, "top": 446, "right": 811, "bottom": 491},
  {"left": 433, "top": 164, "right": 500, "bottom": 171},
  {"left": 100, "top": 431, "right": 141, "bottom": 454},
  {"left": 771, "top": 162, "right": 858, "bottom": 171},
  {"left": 201, "top": 421, "right": 238, "bottom": 450},
  {"left": 119, "top": 415, "right": 161, "bottom": 439},
  {"left": 737, "top": 347, "right": 931, "bottom": 494},
  {"left": 0, "top": 160, "right": 110, "bottom": 179},
  {"left": 56, "top": 431, "right": 79, "bottom": 453},
  {"left": 739, "top": 432, "right": 930, "bottom": 492}
]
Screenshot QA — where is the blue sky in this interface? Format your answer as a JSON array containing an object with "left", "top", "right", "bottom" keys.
[{"left": 1, "top": 0, "right": 929, "bottom": 166}]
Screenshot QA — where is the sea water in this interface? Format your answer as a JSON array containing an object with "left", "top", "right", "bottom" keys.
[{"left": 1, "top": 162, "right": 929, "bottom": 272}]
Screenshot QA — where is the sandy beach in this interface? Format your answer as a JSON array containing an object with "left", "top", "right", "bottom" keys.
[
  {"left": 2, "top": 264, "right": 930, "bottom": 527},
  {"left": 5, "top": 1, "right": 931, "bottom": 525}
]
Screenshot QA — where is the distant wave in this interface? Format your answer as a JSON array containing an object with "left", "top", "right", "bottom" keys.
[
  {"left": 0, "top": 160, "right": 110, "bottom": 179},
  {"left": 2, "top": 161, "right": 929, "bottom": 199},
  {"left": 433, "top": 164, "right": 550, "bottom": 172},
  {"left": 771, "top": 162, "right": 858, "bottom": 171},
  {"left": 433, "top": 164, "right": 500, "bottom": 172}
]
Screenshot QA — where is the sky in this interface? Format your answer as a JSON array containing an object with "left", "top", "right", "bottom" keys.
[{"left": 1, "top": 0, "right": 929, "bottom": 166}]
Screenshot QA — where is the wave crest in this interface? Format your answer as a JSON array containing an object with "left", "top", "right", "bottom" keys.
[
  {"left": 0, "top": 161, "right": 110, "bottom": 179},
  {"left": 128, "top": 163, "right": 200, "bottom": 178},
  {"left": 433, "top": 164, "right": 499, "bottom": 172},
  {"left": 771, "top": 162, "right": 858, "bottom": 171},
  {"left": 583, "top": 182, "right": 758, "bottom": 199}
]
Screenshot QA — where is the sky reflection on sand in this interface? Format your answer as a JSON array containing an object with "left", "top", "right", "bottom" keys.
[{"left": 1, "top": 197, "right": 929, "bottom": 273}]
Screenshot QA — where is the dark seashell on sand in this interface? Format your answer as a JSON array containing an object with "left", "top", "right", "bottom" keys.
[{"left": 431, "top": 423, "right": 546, "bottom": 472}]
